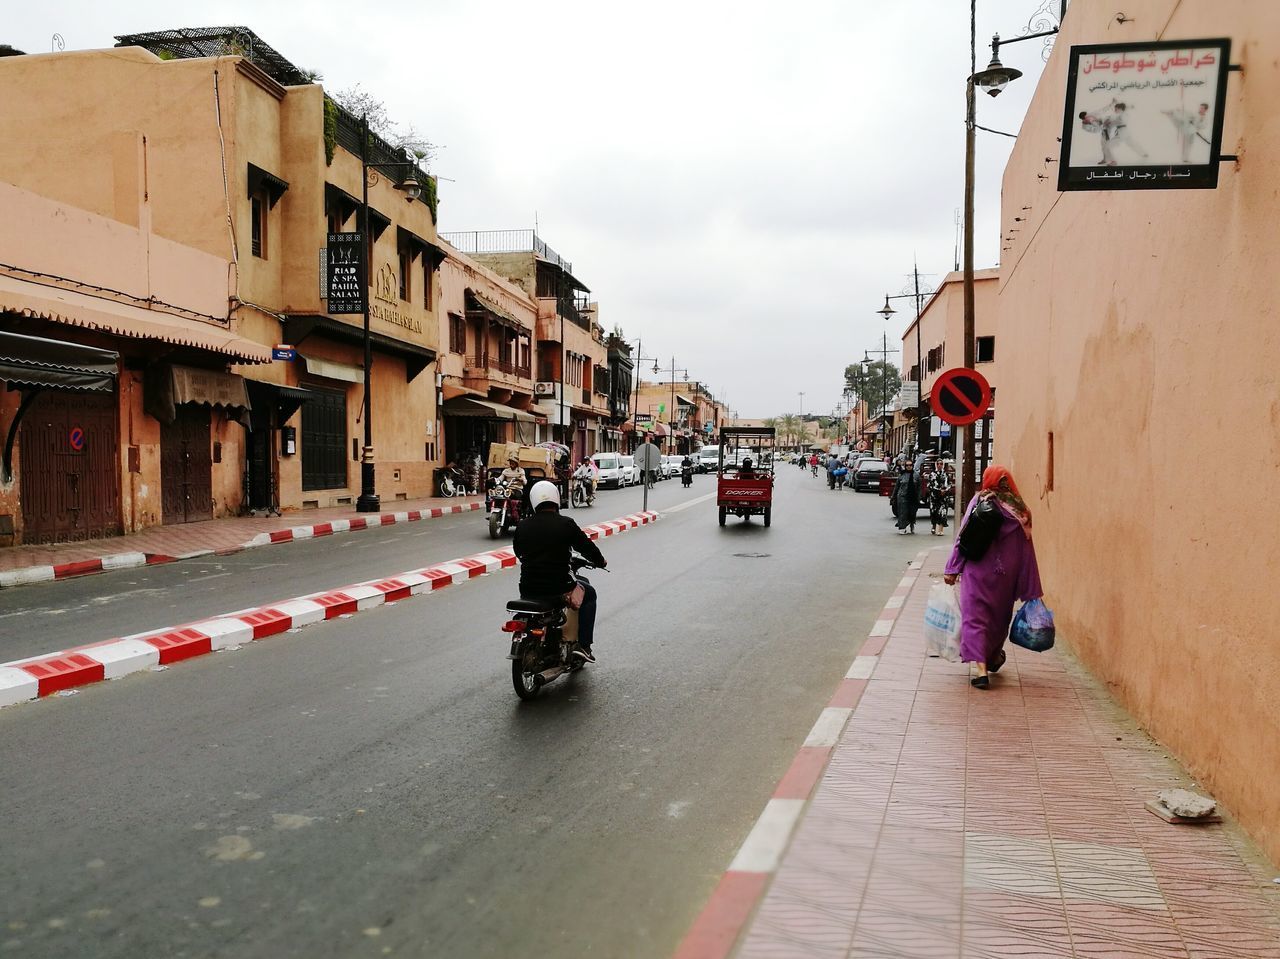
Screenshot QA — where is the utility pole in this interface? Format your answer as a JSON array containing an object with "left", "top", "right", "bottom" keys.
[{"left": 960, "top": 0, "right": 978, "bottom": 510}]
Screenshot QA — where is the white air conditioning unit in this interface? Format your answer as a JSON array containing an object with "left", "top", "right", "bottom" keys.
[{"left": 534, "top": 382, "right": 556, "bottom": 397}]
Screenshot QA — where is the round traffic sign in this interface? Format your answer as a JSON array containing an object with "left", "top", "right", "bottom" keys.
[
  {"left": 930, "top": 367, "right": 992, "bottom": 427},
  {"left": 69, "top": 426, "right": 86, "bottom": 451}
]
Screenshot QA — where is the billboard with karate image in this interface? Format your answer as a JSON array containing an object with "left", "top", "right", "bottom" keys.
[{"left": 1058, "top": 39, "right": 1231, "bottom": 191}]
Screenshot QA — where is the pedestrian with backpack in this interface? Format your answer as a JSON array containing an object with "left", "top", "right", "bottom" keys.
[{"left": 943, "top": 465, "right": 1043, "bottom": 688}]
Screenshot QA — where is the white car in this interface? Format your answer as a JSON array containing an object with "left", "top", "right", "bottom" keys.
[
  {"left": 619, "top": 454, "right": 639, "bottom": 486},
  {"left": 696, "top": 447, "right": 721, "bottom": 473},
  {"left": 592, "top": 452, "right": 626, "bottom": 489},
  {"left": 661, "top": 454, "right": 682, "bottom": 479}
]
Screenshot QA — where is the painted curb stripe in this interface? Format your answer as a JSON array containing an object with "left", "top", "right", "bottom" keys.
[
  {"left": 727, "top": 799, "right": 806, "bottom": 873},
  {"left": 828, "top": 678, "right": 869, "bottom": 708},
  {"left": 772, "top": 746, "right": 833, "bottom": 800},
  {"left": 846, "top": 656, "right": 878, "bottom": 680},
  {"left": 671, "top": 872, "right": 771, "bottom": 959},
  {"left": 0, "top": 509, "right": 660, "bottom": 707},
  {"left": 803, "top": 707, "right": 853, "bottom": 748},
  {"left": 0, "top": 502, "right": 485, "bottom": 590}
]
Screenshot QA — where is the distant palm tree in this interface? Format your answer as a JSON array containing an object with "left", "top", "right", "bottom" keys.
[{"left": 779, "top": 413, "right": 802, "bottom": 447}]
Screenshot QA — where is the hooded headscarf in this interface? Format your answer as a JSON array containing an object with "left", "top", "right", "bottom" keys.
[{"left": 980, "top": 465, "right": 1032, "bottom": 539}]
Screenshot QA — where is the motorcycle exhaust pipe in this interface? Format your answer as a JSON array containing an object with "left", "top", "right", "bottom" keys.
[{"left": 535, "top": 666, "right": 565, "bottom": 686}]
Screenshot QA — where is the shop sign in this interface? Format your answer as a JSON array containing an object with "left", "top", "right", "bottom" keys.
[
  {"left": 326, "top": 232, "right": 365, "bottom": 314},
  {"left": 272, "top": 344, "right": 296, "bottom": 361},
  {"left": 1059, "top": 39, "right": 1231, "bottom": 191}
]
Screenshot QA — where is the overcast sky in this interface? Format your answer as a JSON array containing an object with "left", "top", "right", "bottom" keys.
[{"left": 9, "top": 0, "right": 1055, "bottom": 418}]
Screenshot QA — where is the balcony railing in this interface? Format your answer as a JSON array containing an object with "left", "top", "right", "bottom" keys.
[
  {"left": 440, "top": 230, "right": 572, "bottom": 275},
  {"left": 466, "top": 353, "right": 531, "bottom": 380}
]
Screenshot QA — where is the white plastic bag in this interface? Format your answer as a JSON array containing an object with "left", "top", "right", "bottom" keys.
[{"left": 923, "top": 583, "right": 962, "bottom": 662}]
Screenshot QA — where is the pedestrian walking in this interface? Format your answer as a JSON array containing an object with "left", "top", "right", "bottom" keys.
[
  {"left": 892, "top": 459, "right": 918, "bottom": 534},
  {"left": 943, "top": 465, "right": 1043, "bottom": 689},
  {"left": 927, "top": 464, "right": 952, "bottom": 535}
]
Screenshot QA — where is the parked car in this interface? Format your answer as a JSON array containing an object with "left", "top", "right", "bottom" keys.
[
  {"left": 619, "top": 454, "right": 639, "bottom": 486},
  {"left": 660, "top": 454, "right": 682, "bottom": 479},
  {"left": 697, "top": 447, "right": 721, "bottom": 473},
  {"left": 592, "top": 452, "right": 626, "bottom": 489},
  {"left": 852, "top": 459, "right": 890, "bottom": 492}
]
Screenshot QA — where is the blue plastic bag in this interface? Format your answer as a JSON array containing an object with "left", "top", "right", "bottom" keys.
[{"left": 1009, "top": 598, "right": 1055, "bottom": 652}]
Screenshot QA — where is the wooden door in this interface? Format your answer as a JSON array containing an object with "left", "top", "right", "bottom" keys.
[
  {"left": 19, "top": 391, "right": 122, "bottom": 544},
  {"left": 160, "top": 406, "right": 213, "bottom": 524}
]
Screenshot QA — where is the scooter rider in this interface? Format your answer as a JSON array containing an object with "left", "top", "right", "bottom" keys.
[{"left": 513, "top": 481, "right": 607, "bottom": 663}]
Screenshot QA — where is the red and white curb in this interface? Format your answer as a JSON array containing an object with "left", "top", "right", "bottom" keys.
[
  {"left": 0, "top": 510, "right": 660, "bottom": 709},
  {"left": 0, "top": 501, "right": 485, "bottom": 589},
  {"left": 672, "top": 549, "right": 932, "bottom": 959}
]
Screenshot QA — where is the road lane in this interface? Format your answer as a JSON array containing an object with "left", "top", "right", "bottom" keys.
[
  {"left": 0, "top": 470, "right": 923, "bottom": 959},
  {"left": 0, "top": 480, "right": 700, "bottom": 664}
]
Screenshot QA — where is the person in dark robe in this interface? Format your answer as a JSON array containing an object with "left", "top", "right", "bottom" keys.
[
  {"left": 892, "top": 460, "right": 918, "bottom": 534},
  {"left": 944, "top": 465, "right": 1043, "bottom": 689}
]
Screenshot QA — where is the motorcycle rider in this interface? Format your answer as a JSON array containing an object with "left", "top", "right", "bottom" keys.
[
  {"left": 499, "top": 455, "right": 527, "bottom": 494},
  {"left": 680, "top": 452, "right": 694, "bottom": 487},
  {"left": 513, "top": 481, "right": 607, "bottom": 663}
]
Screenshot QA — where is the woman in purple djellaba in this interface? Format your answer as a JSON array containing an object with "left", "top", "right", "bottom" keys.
[{"left": 944, "top": 465, "right": 1042, "bottom": 689}]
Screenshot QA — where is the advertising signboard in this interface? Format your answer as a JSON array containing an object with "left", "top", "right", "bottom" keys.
[
  {"left": 326, "top": 232, "right": 365, "bottom": 314},
  {"left": 1059, "top": 39, "right": 1231, "bottom": 191}
]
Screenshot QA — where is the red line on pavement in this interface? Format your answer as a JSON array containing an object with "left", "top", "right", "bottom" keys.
[
  {"left": 828, "top": 678, "right": 869, "bottom": 708},
  {"left": 53, "top": 559, "right": 104, "bottom": 579},
  {"left": 772, "top": 746, "right": 833, "bottom": 800},
  {"left": 672, "top": 871, "right": 771, "bottom": 959}
]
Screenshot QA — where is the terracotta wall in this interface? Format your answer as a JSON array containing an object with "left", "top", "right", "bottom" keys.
[{"left": 996, "top": 0, "right": 1280, "bottom": 860}]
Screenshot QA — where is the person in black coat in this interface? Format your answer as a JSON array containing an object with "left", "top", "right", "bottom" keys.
[
  {"left": 893, "top": 461, "right": 918, "bottom": 534},
  {"left": 513, "top": 481, "right": 607, "bottom": 661}
]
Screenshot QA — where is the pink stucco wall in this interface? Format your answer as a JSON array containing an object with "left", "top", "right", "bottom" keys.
[{"left": 996, "top": 0, "right": 1280, "bottom": 860}]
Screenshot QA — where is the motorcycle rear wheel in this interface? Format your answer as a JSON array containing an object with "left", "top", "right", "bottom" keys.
[
  {"left": 512, "top": 659, "right": 540, "bottom": 700},
  {"left": 489, "top": 513, "right": 501, "bottom": 539}
]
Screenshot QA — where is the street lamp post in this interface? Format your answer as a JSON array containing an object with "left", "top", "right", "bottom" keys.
[
  {"left": 629, "top": 338, "right": 657, "bottom": 452},
  {"left": 356, "top": 113, "right": 427, "bottom": 513},
  {"left": 958, "top": 4, "right": 1060, "bottom": 506},
  {"left": 654, "top": 356, "right": 689, "bottom": 453},
  {"left": 873, "top": 301, "right": 902, "bottom": 458}
]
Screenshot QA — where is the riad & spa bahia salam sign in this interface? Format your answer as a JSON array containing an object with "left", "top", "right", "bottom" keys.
[
  {"left": 326, "top": 232, "right": 365, "bottom": 314},
  {"left": 1059, "top": 39, "right": 1231, "bottom": 191}
]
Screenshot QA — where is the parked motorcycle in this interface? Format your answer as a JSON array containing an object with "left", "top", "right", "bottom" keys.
[
  {"left": 486, "top": 480, "right": 523, "bottom": 538},
  {"left": 502, "top": 557, "right": 602, "bottom": 700},
  {"left": 438, "top": 463, "right": 465, "bottom": 497}
]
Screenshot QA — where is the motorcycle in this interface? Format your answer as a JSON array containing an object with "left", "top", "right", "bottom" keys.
[
  {"left": 503, "top": 557, "right": 603, "bottom": 700},
  {"left": 570, "top": 474, "right": 596, "bottom": 508},
  {"left": 486, "top": 480, "right": 523, "bottom": 538},
  {"left": 437, "top": 463, "right": 465, "bottom": 497}
]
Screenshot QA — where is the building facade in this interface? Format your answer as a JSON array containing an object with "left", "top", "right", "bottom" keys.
[
  {"left": 0, "top": 29, "right": 445, "bottom": 542},
  {"left": 994, "top": 0, "right": 1280, "bottom": 860}
]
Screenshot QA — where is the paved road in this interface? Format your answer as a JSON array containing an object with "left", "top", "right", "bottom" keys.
[
  {"left": 0, "top": 480, "right": 690, "bottom": 664},
  {"left": 0, "top": 470, "right": 921, "bottom": 958}
]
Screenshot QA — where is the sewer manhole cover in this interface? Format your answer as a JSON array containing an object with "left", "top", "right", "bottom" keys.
[{"left": 732, "top": 552, "right": 772, "bottom": 558}]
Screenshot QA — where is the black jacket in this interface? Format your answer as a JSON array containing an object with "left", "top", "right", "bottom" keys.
[{"left": 512, "top": 509, "right": 606, "bottom": 597}]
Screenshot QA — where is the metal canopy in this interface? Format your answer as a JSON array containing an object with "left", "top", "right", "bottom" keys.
[
  {"left": 0, "top": 329, "right": 118, "bottom": 392},
  {"left": 442, "top": 396, "right": 542, "bottom": 424},
  {"left": 114, "top": 27, "right": 314, "bottom": 86}
]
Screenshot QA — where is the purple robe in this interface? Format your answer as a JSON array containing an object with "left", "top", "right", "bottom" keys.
[{"left": 944, "top": 496, "right": 1043, "bottom": 664}]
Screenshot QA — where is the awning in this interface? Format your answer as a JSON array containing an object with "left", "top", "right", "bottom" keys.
[
  {"left": 0, "top": 329, "right": 118, "bottom": 392},
  {"left": 0, "top": 272, "right": 272, "bottom": 364},
  {"left": 442, "top": 395, "right": 542, "bottom": 423},
  {"left": 244, "top": 379, "right": 315, "bottom": 424},
  {"left": 442, "top": 382, "right": 485, "bottom": 401},
  {"left": 465, "top": 290, "right": 528, "bottom": 332},
  {"left": 400, "top": 228, "right": 447, "bottom": 268},
  {"left": 367, "top": 207, "right": 391, "bottom": 241},
  {"left": 284, "top": 315, "right": 436, "bottom": 382},
  {"left": 324, "top": 183, "right": 360, "bottom": 225},
  {"left": 247, "top": 162, "right": 289, "bottom": 208},
  {"left": 145, "top": 364, "right": 252, "bottom": 426},
  {"left": 298, "top": 354, "right": 363, "bottom": 384}
]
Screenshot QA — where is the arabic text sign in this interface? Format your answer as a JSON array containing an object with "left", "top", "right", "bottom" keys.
[{"left": 1058, "top": 39, "right": 1230, "bottom": 191}]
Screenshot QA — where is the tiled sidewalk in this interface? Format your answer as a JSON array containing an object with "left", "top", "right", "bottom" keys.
[
  {"left": 734, "top": 548, "right": 1280, "bottom": 958},
  {"left": 0, "top": 493, "right": 483, "bottom": 582}
]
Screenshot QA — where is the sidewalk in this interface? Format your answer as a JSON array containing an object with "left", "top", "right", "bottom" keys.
[
  {"left": 0, "top": 494, "right": 483, "bottom": 587},
  {"left": 680, "top": 548, "right": 1280, "bottom": 959}
]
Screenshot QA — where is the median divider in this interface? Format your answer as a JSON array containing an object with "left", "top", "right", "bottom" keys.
[{"left": 0, "top": 510, "right": 661, "bottom": 709}]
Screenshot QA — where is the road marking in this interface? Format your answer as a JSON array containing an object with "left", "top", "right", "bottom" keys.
[
  {"left": 846, "top": 656, "right": 878, "bottom": 680},
  {"left": 803, "top": 707, "right": 853, "bottom": 747},
  {"left": 727, "top": 799, "right": 806, "bottom": 873},
  {"left": 662, "top": 492, "right": 716, "bottom": 515}
]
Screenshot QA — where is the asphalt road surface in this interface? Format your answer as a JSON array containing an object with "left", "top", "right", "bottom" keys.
[{"left": 0, "top": 468, "right": 924, "bottom": 958}]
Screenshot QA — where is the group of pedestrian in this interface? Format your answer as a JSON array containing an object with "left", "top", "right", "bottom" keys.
[{"left": 891, "top": 447, "right": 954, "bottom": 536}]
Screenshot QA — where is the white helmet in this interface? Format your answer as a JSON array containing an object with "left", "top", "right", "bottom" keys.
[{"left": 529, "top": 480, "right": 560, "bottom": 511}]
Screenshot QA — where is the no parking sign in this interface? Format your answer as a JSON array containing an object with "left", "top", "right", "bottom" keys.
[{"left": 69, "top": 426, "right": 85, "bottom": 451}]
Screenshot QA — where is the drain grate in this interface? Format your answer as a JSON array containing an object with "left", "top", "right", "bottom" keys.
[{"left": 732, "top": 552, "right": 772, "bottom": 558}]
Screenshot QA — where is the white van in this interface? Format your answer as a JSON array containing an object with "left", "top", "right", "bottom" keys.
[
  {"left": 592, "top": 452, "right": 625, "bottom": 489},
  {"left": 697, "top": 447, "right": 721, "bottom": 473}
]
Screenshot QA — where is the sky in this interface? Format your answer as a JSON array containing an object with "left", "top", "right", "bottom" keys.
[{"left": 8, "top": 0, "right": 1057, "bottom": 419}]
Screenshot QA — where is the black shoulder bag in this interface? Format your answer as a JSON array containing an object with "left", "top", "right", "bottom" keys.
[{"left": 957, "top": 496, "right": 1002, "bottom": 561}]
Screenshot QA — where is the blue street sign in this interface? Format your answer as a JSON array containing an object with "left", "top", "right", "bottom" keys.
[{"left": 272, "top": 346, "right": 296, "bottom": 361}]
